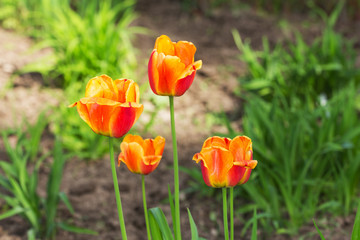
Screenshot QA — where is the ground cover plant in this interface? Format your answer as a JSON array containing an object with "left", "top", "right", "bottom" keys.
[
  {"left": 233, "top": 1, "right": 359, "bottom": 106},
  {"left": 0, "top": 115, "right": 96, "bottom": 239},
  {"left": 0, "top": 0, "right": 143, "bottom": 160},
  {"left": 209, "top": 1, "right": 360, "bottom": 236}
]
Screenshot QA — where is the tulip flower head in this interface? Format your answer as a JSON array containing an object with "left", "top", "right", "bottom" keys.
[
  {"left": 118, "top": 134, "right": 165, "bottom": 175},
  {"left": 148, "top": 35, "right": 202, "bottom": 96},
  {"left": 69, "top": 75, "right": 143, "bottom": 138},
  {"left": 193, "top": 136, "right": 257, "bottom": 188}
]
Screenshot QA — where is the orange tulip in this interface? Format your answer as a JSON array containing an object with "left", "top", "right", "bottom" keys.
[
  {"left": 69, "top": 75, "right": 143, "bottom": 138},
  {"left": 148, "top": 35, "right": 202, "bottom": 96},
  {"left": 118, "top": 134, "right": 165, "bottom": 175},
  {"left": 193, "top": 136, "right": 257, "bottom": 188}
]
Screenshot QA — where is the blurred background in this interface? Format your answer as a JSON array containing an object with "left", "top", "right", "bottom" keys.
[{"left": 0, "top": 0, "right": 359, "bottom": 239}]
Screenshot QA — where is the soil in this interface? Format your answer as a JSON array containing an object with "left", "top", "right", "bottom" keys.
[{"left": 0, "top": 1, "right": 359, "bottom": 240}]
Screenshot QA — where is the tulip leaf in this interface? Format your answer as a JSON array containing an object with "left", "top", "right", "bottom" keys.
[
  {"left": 149, "top": 207, "right": 174, "bottom": 240},
  {"left": 149, "top": 210, "right": 163, "bottom": 240},
  {"left": 351, "top": 202, "right": 360, "bottom": 240},
  {"left": 187, "top": 208, "right": 199, "bottom": 240},
  {"left": 313, "top": 219, "right": 326, "bottom": 240}
]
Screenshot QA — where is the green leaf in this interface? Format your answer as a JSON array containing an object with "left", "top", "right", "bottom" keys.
[
  {"left": 0, "top": 206, "right": 25, "bottom": 221},
  {"left": 168, "top": 184, "right": 176, "bottom": 237},
  {"left": 251, "top": 209, "right": 257, "bottom": 240},
  {"left": 149, "top": 210, "right": 163, "bottom": 240},
  {"left": 27, "top": 229, "right": 36, "bottom": 240},
  {"left": 187, "top": 208, "right": 199, "bottom": 240},
  {"left": 148, "top": 207, "right": 174, "bottom": 240},
  {"left": 313, "top": 219, "right": 326, "bottom": 240},
  {"left": 58, "top": 222, "right": 98, "bottom": 235},
  {"left": 0, "top": 161, "right": 16, "bottom": 178},
  {"left": 59, "top": 192, "right": 74, "bottom": 215},
  {"left": 46, "top": 138, "right": 66, "bottom": 230},
  {"left": 351, "top": 202, "right": 360, "bottom": 240}
]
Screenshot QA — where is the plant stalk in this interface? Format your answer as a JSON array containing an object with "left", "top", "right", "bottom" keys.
[
  {"left": 223, "top": 188, "right": 229, "bottom": 240},
  {"left": 169, "top": 96, "right": 182, "bottom": 240},
  {"left": 109, "top": 137, "right": 127, "bottom": 240},
  {"left": 142, "top": 175, "right": 151, "bottom": 240},
  {"left": 230, "top": 187, "right": 234, "bottom": 240}
]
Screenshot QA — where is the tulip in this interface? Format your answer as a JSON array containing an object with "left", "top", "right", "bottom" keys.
[
  {"left": 69, "top": 75, "right": 143, "bottom": 138},
  {"left": 193, "top": 136, "right": 257, "bottom": 188},
  {"left": 148, "top": 35, "right": 202, "bottom": 96},
  {"left": 118, "top": 134, "right": 165, "bottom": 175}
]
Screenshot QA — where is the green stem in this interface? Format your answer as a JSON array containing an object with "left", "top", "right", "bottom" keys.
[
  {"left": 169, "top": 96, "right": 182, "bottom": 240},
  {"left": 223, "top": 188, "right": 229, "bottom": 240},
  {"left": 142, "top": 175, "right": 151, "bottom": 240},
  {"left": 109, "top": 137, "right": 127, "bottom": 240},
  {"left": 230, "top": 187, "right": 234, "bottom": 240}
]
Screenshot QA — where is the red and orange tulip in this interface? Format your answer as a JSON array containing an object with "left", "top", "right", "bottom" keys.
[
  {"left": 69, "top": 75, "right": 143, "bottom": 138},
  {"left": 118, "top": 134, "right": 165, "bottom": 175},
  {"left": 193, "top": 136, "right": 257, "bottom": 188},
  {"left": 148, "top": 35, "right": 202, "bottom": 96}
]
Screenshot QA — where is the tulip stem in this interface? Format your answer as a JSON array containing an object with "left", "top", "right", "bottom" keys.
[
  {"left": 230, "top": 187, "right": 234, "bottom": 240},
  {"left": 109, "top": 137, "right": 127, "bottom": 240},
  {"left": 142, "top": 175, "right": 151, "bottom": 240},
  {"left": 169, "top": 96, "right": 182, "bottom": 240},
  {"left": 223, "top": 188, "right": 229, "bottom": 240}
]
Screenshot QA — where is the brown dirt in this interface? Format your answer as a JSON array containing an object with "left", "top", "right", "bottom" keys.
[{"left": 0, "top": 1, "right": 359, "bottom": 240}]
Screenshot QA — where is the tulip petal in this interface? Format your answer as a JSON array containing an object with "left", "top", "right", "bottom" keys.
[
  {"left": 71, "top": 98, "right": 119, "bottom": 136},
  {"left": 114, "top": 79, "right": 139, "bottom": 103},
  {"left": 73, "top": 101, "right": 92, "bottom": 130},
  {"left": 202, "top": 136, "right": 231, "bottom": 150},
  {"left": 142, "top": 155, "right": 162, "bottom": 166},
  {"left": 85, "top": 75, "right": 118, "bottom": 101},
  {"left": 142, "top": 136, "right": 165, "bottom": 157},
  {"left": 143, "top": 139, "right": 155, "bottom": 156},
  {"left": 153, "top": 136, "right": 166, "bottom": 156},
  {"left": 148, "top": 50, "right": 160, "bottom": 95},
  {"left": 140, "top": 156, "right": 162, "bottom": 175},
  {"left": 192, "top": 152, "right": 203, "bottom": 164},
  {"left": 174, "top": 67, "right": 196, "bottom": 96},
  {"left": 226, "top": 165, "right": 243, "bottom": 187},
  {"left": 123, "top": 134, "right": 144, "bottom": 145},
  {"left": 238, "top": 168, "right": 252, "bottom": 185},
  {"left": 200, "top": 161, "right": 212, "bottom": 187},
  {"left": 109, "top": 102, "right": 144, "bottom": 138},
  {"left": 119, "top": 142, "right": 144, "bottom": 174},
  {"left": 198, "top": 147, "right": 234, "bottom": 188},
  {"left": 154, "top": 35, "right": 175, "bottom": 55},
  {"left": 159, "top": 55, "right": 186, "bottom": 95},
  {"left": 175, "top": 41, "right": 196, "bottom": 66},
  {"left": 193, "top": 60, "right": 202, "bottom": 70},
  {"left": 229, "top": 136, "right": 254, "bottom": 167}
]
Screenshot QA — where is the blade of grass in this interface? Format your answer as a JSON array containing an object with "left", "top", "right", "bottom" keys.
[
  {"left": 351, "top": 202, "right": 360, "bottom": 240},
  {"left": 58, "top": 222, "right": 98, "bottom": 235},
  {"left": 0, "top": 207, "right": 25, "bottom": 221},
  {"left": 313, "top": 219, "right": 326, "bottom": 240}
]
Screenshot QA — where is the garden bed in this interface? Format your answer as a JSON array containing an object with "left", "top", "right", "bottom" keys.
[{"left": 0, "top": 0, "right": 359, "bottom": 239}]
